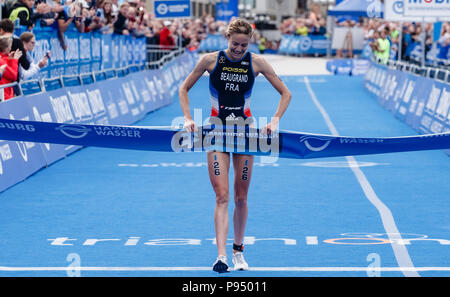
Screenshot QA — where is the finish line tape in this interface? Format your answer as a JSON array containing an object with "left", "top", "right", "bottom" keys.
[{"left": 0, "top": 118, "right": 449, "bottom": 159}]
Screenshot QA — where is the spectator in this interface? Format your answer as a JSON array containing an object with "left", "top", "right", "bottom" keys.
[
  {"left": 0, "top": 36, "right": 22, "bottom": 100},
  {"left": 99, "top": 0, "right": 116, "bottom": 33},
  {"left": 113, "top": 2, "right": 130, "bottom": 35},
  {"left": 311, "top": 18, "right": 327, "bottom": 36},
  {"left": 402, "top": 23, "right": 415, "bottom": 61},
  {"left": 388, "top": 22, "right": 399, "bottom": 58},
  {"left": 79, "top": 0, "right": 94, "bottom": 10},
  {"left": 373, "top": 29, "right": 390, "bottom": 64},
  {"left": 0, "top": 19, "right": 28, "bottom": 95},
  {"left": 159, "top": 20, "right": 175, "bottom": 49},
  {"left": 437, "top": 23, "right": 450, "bottom": 60},
  {"left": 28, "top": 0, "right": 61, "bottom": 28},
  {"left": 54, "top": 0, "right": 84, "bottom": 50},
  {"left": 0, "top": 19, "right": 28, "bottom": 70},
  {"left": 181, "top": 22, "right": 192, "bottom": 48},
  {"left": 8, "top": 0, "right": 41, "bottom": 29},
  {"left": 294, "top": 19, "right": 308, "bottom": 36},
  {"left": 18, "top": 32, "right": 49, "bottom": 81},
  {"left": 336, "top": 20, "right": 354, "bottom": 58},
  {"left": 126, "top": 6, "right": 138, "bottom": 35},
  {"left": 83, "top": 5, "right": 104, "bottom": 32}
]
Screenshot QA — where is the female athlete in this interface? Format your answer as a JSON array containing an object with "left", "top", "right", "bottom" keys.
[{"left": 179, "top": 18, "right": 292, "bottom": 273}]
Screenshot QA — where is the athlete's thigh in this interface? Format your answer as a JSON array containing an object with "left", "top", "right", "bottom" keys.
[
  {"left": 207, "top": 151, "right": 231, "bottom": 195},
  {"left": 232, "top": 154, "right": 254, "bottom": 196}
]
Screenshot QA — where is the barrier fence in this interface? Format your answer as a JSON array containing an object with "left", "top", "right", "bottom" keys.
[
  {"left": 0, "top": 45, "right": 198, "bottom": 192},
  {"left": 13, "top": 23, "right": 147, "bottom": 80},
  {"left": 363, "top": 59, "right": 450, "bottom": 156}
]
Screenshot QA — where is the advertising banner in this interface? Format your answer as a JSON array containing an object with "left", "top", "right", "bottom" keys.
[{"left": 154, "top": 0, "right": 191, "bottom": 19}]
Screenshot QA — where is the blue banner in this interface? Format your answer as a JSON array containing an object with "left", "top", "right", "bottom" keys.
[
  {"left": 24, "top": 24, "right": 147, "bottom": 80},
  {"left": 215, "top": 0, "right": 238, "bottom": 22},
  {"left": 0, "top": 51, "right": 198, "bottom": 192},
  {"left": 154, "top": 0, "right": 191, "bottom": 18},
  {"left": 326, "top": 59, "right": 371, "bottom": 75},
  {"left": 0, "top": 120, "right": 448, "bottom": 160},
  {"left": 0, "top": 98, "right": 47, "bottom": 180},
  {"left": 364, "top": 61, "right": 450, "bottom": 154},
  {"left": 278, "top": 35, "right": 330, "bottom": 55}
]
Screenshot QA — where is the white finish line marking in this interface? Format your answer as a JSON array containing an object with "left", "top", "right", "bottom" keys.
[
  {"left": 306, "top": 236, "right": 319, "bottom": 245},
  {"left": 0, "top": 266, "right": 449, "bottom": 272}
]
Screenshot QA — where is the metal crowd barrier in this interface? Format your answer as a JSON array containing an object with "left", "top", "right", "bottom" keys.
[{"left": 386, "top": 58, "right": 450, "bottom": 83}]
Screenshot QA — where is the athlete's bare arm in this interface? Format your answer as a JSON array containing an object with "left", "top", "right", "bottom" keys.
[
  {"left": 179, "top": 52, "right": 219, "bottom": 132},
  {"left": 251, "top": 54, "right": 292, "bottom": 134}
]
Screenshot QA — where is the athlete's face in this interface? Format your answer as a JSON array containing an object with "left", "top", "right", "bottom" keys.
[{"left": 227, "top": 33, "right": 251, "bottom": 60}]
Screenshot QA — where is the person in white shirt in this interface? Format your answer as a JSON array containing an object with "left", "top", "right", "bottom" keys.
[{"left": 19, "top": 32, "right": 49, "bottom": 81}]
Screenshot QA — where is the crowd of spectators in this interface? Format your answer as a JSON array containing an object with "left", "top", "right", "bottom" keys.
[
  {"left": 337, "top": 18, "right": 450, "bottom": 63},
  {"left": 0, "top": 0, "right": 448, "bottom": 100},
  {"left": 0, "top": 0, "right": 219, "bottom": 99},
  {"left": 279, "top": 13, "right": 327, "bottom": 37}
]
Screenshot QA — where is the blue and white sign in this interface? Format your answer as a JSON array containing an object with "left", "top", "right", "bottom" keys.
[
  {"left": 278, "top": 35, "right": 331, "bottom": 55},
  {"left": 364, "top": 60, "right": 450, "bottom": 146},
  {"left": 0, "top": 51, "right": 199, "bottom": 193},
  {"left": 154, "top": 0, "right": 191, "bottom": 19},
  {"left": 384, "top": 0, "right": 422, "bottom": 20},
  {"left": 403, "top": 0, "right": 450, "bottom": 17},
  {"left": 215, "top": 0, "right": 238, "bottom": 22}
]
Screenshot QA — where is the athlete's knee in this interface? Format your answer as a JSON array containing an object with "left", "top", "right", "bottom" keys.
[
  {"left": 215, "top": 190, "right": 229, "bottom": 206},
  {"left": 234, "top": 195, "right": 248, "bottom": 207}
]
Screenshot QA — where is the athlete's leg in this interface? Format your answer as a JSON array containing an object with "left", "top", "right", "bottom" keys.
[
  {"left": 232, "top": 154, "right": 254, "bottom": 247},
  {"left": 207, "top": 151, "right": 231, "bottom": 257}
]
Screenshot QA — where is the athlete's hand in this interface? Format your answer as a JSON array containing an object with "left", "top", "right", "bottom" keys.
[
  {"left": 261, "top": 118, "right": 279, "bottom": 136},
  {"left": 183, "top": 119, "right": 198, "bottom": 133}
]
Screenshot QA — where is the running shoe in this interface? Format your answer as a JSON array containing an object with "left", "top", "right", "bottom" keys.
[
  {"left": 212, "top": 255, "right": 230, "bottom": 273},
  {"left": 232, "top": 251, "right": 248, "bottom": 271}
]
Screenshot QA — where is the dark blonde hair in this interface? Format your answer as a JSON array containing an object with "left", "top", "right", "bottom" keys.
[
  {"left": 0, "top": 36, "right": 12, "bottom": 53},
  {"left": 226, "top": 18, "right": 253, "bottom": 38},
  {"left": 20, "top": 32, "right": 35, "bottom": 43}
]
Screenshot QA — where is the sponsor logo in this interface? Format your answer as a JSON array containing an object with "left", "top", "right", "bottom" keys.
[
  {"left": 299, "top": 37, "right": 312, "bottom": 51},
  {"left": 393, "top": 0, "right": 404, "bottom": 14},
  {"left": 225, "top": 113, "right": 238, "bottom": 121},
  {"left": 156, "top": 3, "right": 168, "bottom": 15},
  {"left": 219, "top": 56, "right": 225, "bottom": 64},
  {"left": 339, "top": 138, "right": 384, "bottom": 144},
  {"left": 47, "top": 233, "right": 450, "bottom": 247},
  {"left": 93, "top": 126, "right": 142, "bottom": 138},
  {"left": 0, "top": 121, "right": 35, "bottom": 132},
  {"left": 408, "top": 0, "right": 450, "bottom": 3},
  {"left": 56, "top": 124, "right": 92, "bottom": 139},
  {"left": 300, "top": 135, "right": 332, "bottom": 152},
  {"left": 222, "top": 67, "right": 248, "bottom": 73},
  {"left": 223, "top": 106, "right": 243, "bottom": 111}
]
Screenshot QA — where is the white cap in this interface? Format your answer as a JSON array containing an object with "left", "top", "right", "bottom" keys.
[{"left": 163, "top": 20, "right": 172, "bottom": 26}]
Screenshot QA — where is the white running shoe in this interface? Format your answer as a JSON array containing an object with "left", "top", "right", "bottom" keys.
[
  {"left": 232, "top": 251, "right": 249, "bottom": 271},
  {"left": 212, "top": 255, "right": 230, "bottom": 273}
]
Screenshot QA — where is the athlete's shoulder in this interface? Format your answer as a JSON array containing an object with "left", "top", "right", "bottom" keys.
[
  {"left": 199, "top": 51, "right": 220, "bottom": 64},
  {"left": 195, "top": 51, "right": 219, "bottom": 70},
  {"left": 250, "top": 53, "right": 271, "bottom": 73},
  {"left": 250, "top": 52, "right": 267, "bottom": 65}
]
